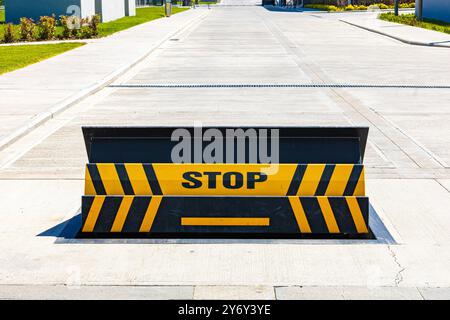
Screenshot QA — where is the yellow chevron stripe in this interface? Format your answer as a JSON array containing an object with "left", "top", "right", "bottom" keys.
[
  {"left": 82, "top": 196, "right": 105, "bottom": 232},
  {"left": 297, "top": 164, "right": 326, "bottom": 196},
  {"left": 317, "top": 197, "right": 340, "bottom": 233},
  {"left": 325, "top": 164, "right": 353, "bottom": 196},
  {"left": 181, "top": 217, "right": 270, "bottom": 226},
  {"left": 353, "top": 167, "right": 365, "bottom": 196},
  {"left": 139, "top": 196, "right": 163, "bottom": 232},
  {"left": 85, "top": 166, "right": 96, "bottom": 195},
  {"left": 96, "top": 164, "right": 124, "bottom": 195},
  {"left": 124, "top": 163, "right": 153, "bottom": 195},
  {"left": 346, "top": 197, "right": 369, "bottom": 233},
  {"left": 288, "top": 197, "right": 312, "bottom": 233},
  {"left": 111, "top": 196, "right": 134, "bottom": 232}
]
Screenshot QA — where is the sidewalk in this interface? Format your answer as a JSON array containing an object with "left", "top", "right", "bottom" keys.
[
  {"left": 340, "top": 14, "right": 450, "bottom": 48},
  {"left": 1, "top": 284, "right": 449, "bottom": 299},
  {"left": 0, "top": 8, "right": 208, "bottom": 150}
]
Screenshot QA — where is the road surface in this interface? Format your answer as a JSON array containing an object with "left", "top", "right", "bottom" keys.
[{"left": 0, "top": 6, "right": 450, "bottom": 299}]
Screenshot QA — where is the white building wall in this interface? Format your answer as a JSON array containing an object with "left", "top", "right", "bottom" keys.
[
  {"left": 80, "top": 0, "right": 96, "bottom": 17},
  {"left": 97, "top": 0, "right": 125, "bottom": 22},
  {"left": 125, "top": 0, "right": 136, "bottom": 17}
]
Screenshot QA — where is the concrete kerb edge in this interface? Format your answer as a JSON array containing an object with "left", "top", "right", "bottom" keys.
[
  {"left": 0, "top": 10, "right": 209, "bottom": 152},
  {"left": 340, "top": 19, "right": 450, "bottom": 49},
  {"left": 0, "top": 39, "right": 95, "bottom": 47}
]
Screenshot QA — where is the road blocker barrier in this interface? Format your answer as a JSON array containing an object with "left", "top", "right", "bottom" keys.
[{"left": 81, "top": 126, "right": 370, "bottom": 237}]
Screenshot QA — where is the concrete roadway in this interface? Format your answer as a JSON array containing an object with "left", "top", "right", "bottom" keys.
[{"left": 1, "top": 6, "right": 450, "bottom": 299}]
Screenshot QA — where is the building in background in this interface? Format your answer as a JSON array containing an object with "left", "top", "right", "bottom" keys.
[
  {"left": 135, "top": 0, "right": 164, "bottom": 6},
  {"left": 4, "top": 0, "right": 136, "bottom": 24},
  {"left": 417, "top": 0, "right": 450, "bottom": 23}
]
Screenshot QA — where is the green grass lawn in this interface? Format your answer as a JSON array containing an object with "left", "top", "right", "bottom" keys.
[
  {"left": 379, "top": 13, "right": 450, "bottom": 35},
  {"left": 1, "top": 6, "right": 189, "bottom": 42},
  {"left": 97, "top": 6, "right": 189, "bottom": 37},
  {"left": 0, "top": 43, "right": 84, "bottom": 75}
]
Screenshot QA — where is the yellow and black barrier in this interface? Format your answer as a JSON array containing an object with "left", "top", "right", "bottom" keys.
[
  {"left": 81, "top": 196, "right": 368, "bottom": 235},
  {"left": 80, "top": 126, "right": 370, "bottom": 237},
  {"left": 85, "top": 164, "right": 365, "bottom": 196}
]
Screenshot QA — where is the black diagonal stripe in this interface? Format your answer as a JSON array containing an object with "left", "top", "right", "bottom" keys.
[
  {"left": 287, "top": 165, "right": 307, "bottom": 196},
  {"left": 315, "top": 164, "right": 335, "bottom": 196},
  {"left": 328, "top": 197, "right": 357, "bottom": 234},
  {"left": 343, "top": 165, "right": 363, "bottom": 196},
  {"left": 81, "top": 196, "right": 94, "bottom": 221},
  {"left": 88, "top": 164, "right": 106, "bottom": 195},
  {"left": 357, "top": 197, "right": 370, "bottom": 225},
  {"left": 115, "top": 164, "right": 134, "bottom": 195},
  {"left": 122, "top": 197, "right": 152, "bottom": 232},
  {"left": 93, "top": 197, "right": 122, "bottom": 232},
  {"left": 300, "top": 197, "right": 328, "bottom": 233},
  {"left": 143, "top": 164, "right": 162, "bottom": 195}
]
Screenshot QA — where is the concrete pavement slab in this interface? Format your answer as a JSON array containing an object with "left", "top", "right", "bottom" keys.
[
  {"left": 0, "top": 285, "right": 194, "bottom": 300},
  {"left": 418, "top": 287, "right": 450, "bottom": 300},
  {"left": 0, "top": 8, "right": 208, "bottom": 149},
  {"left": 276, "top": 286, "right": 423, "bottom": 300},
  {"left": 367, "top": 179, "right": 450, "bottom": 245}
]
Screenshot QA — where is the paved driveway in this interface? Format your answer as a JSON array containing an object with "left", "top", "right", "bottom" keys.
[{"left": 0, "top": 6, "right": 450, "bottom": 299}]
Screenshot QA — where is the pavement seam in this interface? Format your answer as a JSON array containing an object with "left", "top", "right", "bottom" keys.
[
  {"left": 435, "top": 179, "right": 450, "bottom": 195},
  {"left": 109, "top": 83, "right": 450, "bottom": 89},
  {"left": 417, "top": 287, "right": 426, "bottom": 300}
]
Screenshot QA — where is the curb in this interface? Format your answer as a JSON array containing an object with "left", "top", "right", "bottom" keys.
[
  {"left": 0, "top": 39, "right": 95, "bottom": 47},
  {"left": 340, "top": 19, "right": 450, "bottom": 49},
  {"left": 0, "top": 10, "right": 209, "bottom": 152}
]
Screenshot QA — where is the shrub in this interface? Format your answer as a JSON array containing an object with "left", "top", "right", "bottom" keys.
[
  {"left": 304, "top": 4, "right": 341, "bottom": 11},
  {"left": 3, "top": 23, "right": 16, "bottom": 43},
  {"left": 344, "top": 5, "right": 355, "bottom": 10},
  {"left": 399, "top": 3, "right": 415, "bottom": 8},
  {"left": 20, "top": 18, "right": 36, "bottom": 41},
  {"left": 305, "top": 0, "right": 415, "bottom": 7},
  {"left": 77, "top": 26, "right": 93, "bottom": 39},
  {"left": 89, "top": 15, "right": 101, "bottom": 37},
  {"left": 38, "top": 15, "right": 56, "bottom": 40},
  {"left": 59, "top": 15, "right": 73, "bottom": 39},
  {"left": 75, "top": 18, "right": 93, "bottom": 39}
]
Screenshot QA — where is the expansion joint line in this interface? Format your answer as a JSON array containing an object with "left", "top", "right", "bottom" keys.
[{"left": 109, "top": 83, "right": 450, "bottom": 89}]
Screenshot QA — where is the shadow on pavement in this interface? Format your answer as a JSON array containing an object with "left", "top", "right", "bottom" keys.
[{"left": 37, "top": 205, "right": 395, "bottom": 244}]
